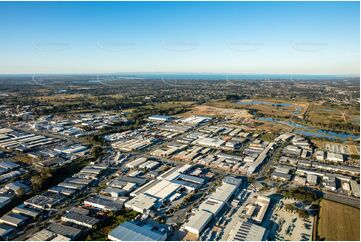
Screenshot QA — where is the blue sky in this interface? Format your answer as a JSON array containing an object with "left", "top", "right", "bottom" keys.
[{"left": 0, "top": 1, "right": 359, "bottom": 75}]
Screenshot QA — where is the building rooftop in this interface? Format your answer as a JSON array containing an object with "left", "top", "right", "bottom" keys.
[
  {"left": 228, "top": 220, "right": 266, "bottom": 241},
  {"left": 198, "top": 198, "right": 224, "bottom": 215},
  {"left": 125, "top": 194, "right": 157, "bottom": 213},
  {"left": 61, "top": 211, "right": 99, "bottom": 227},
  {"left": 183, "top": 210, "right": 213, "bottom": 235},
  {"left": 108, "top": 221, "right": 166, "bottom": 241},
  {"left": 68, "top": 207, "right": 89, "bottom": 215},
  {"left": 144, "top": 180, "right": 181, "bottom": 201},
  {"left": 84, "top": 195, "right": 124, "bottom": 211},
  {"left": 0, "top": 224, "right": 15, "bottom": 238},
  {"left": 47, "top": 223, "right": 81, "bottom": 239},
  {"left": 0, "top": 213, "right": 28, "bottom": 227},
  {"left": 28, "top": 229, "right": 56, "bottom": 241},
  {"left": 12, "top": 205, "right": 41, "bottom": 218}
]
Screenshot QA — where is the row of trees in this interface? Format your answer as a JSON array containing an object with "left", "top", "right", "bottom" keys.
[
  {"left": 284, "top": 203, "right": 309, "bottom": 219},
  {"left": 280, "top": 187, "right": 319, "bottom": 202}
]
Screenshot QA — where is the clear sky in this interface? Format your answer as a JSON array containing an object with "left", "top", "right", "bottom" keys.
[{"left": 0, "top": 1, "right": 359, "bottom": 75}]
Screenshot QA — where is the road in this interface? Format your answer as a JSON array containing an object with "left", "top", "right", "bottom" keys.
[
  {"left": 323, "top": 191, "right": 360, "bottom": 208},
  {"left": 255, "top": 142, "right": 284, "bottom": 180}
]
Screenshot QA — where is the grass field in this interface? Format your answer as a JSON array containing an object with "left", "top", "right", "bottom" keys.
[
  {"left": 305, "top": 102, "right": 360, "bottom": 133},
  {"left": 317, "top": 199, "right": 360, "bottom": 241}
]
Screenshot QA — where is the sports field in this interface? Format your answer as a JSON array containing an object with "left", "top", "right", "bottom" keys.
[{"left": 317, "top": 199, "right": 360, "bottom": 241}]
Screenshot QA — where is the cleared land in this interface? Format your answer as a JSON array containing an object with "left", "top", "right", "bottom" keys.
[
  {"left": 317, "top": 199, "right": 360, "bottom": 241},
  {"left": 305, "top": 102, "right": 360, "bottom": 133},
  {"left": 184, "top": 104, "right": 252, "bottom": 120},
  {"left": 237, "top": 99, "right": 308, "bottom": 117}
]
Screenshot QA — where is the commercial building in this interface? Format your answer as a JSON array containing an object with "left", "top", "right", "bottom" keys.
[
  {"left": 307, "top": 174, "right": 318, "bottom": 186},
  {"left": 282, "top": 145, "right": 302, "bottom": 157},
  {"left": 139, "top": 160, "right": 160, "bottom": 170},
  {"left": 294, "top": 176, "right": 306, "bottom": 186},
  {"left": 83, "top": 195, "right": 124, "bottom": 211},
  {"left": 0, "top": 224, "right": 15, "bottom": 240},
  {"left": 57, "top": 181, "right": 86, "bottom": 191},
  {"left": 68, "top": 207, "right": 90, "bottom": 215},
  {"left": 247, "top": 143, "right": 274, "bottom": 174},
  {"left": 61, "top": 211, "right": 99, "bottom": 229},
  {"left": 125, "top": 194, "right": 157, "bottom": 214},
  {"left": 180, "top": 116, "right": 211, "bottom": 126},
  {"left": 108, "top": 221, "right": 167, "bottom": 241},
  {"left": 226, "top": 220, "right": 266, "bottom": 241},
  {"left": 61, "top": 145, "right": 88, "bottom": 155},
  {"left": 48, "top": 186, "right": 77, "bottom": 196},
  {"left": 312, "top": 162, "right": 359, "bottom": 176},
  {"left": 326, "top": 152, "right": 344, "bottom": 163},
  {"left": 275, "top": 133, "right": 294, "bottom": 142},
  {"left": 12, "top": 205, "right": 41, "bottom": 219},
  {"left": 0, "top": 196, "right": 12, "bottom": 209},
  {"left": 126, "top": 157, "right": 148, "bottom": 169},
  {"left": 28, "top": 229, "right": 56, "bottom": 241},
  {"left": 245, "top": 196, "right": 270, "bottom": 223},
  {"left": 182, "top": 177, "right": 241, "bottom": 237},
  {"left": 182, "top": 210, "right": 213, "bottom": 237},
  {"left": 195, "top": 137, "right": 225, "bottom": 148},
  {"left": 47, "top": 223, "right": 81, "bottom": 240},
  {"left": 144, "top": 180, "right": 181, "bottom": 202},
  {"left": 148, "top": 115, "right": 173, "bottom": 122},
  {"left": 315, "top": 150, "right": 325, "bottom": 161},
  {"left": 350, "top": 180, "right": 360, "bottom": 197},
  {"left": 0, "top": 161, "right": 20, "bottom": 170},
  {"left": 112, "top": 138, "right": 157, "bottom": 152},
  {"left": 197, "top": 198, "right": 224, "bottom": 215},
  {"left": 271, "top": 171, "right": 292, "bottom": 181},
  {"left": 0, "top": 213, "right": 28, "bottom": 227}
]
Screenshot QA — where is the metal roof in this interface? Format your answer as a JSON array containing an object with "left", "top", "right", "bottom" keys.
[
  {"left": 62, "top": 211, "right": 99, "bottom": 226},
  {"left": 178, "top": 174, "right": 205, "bottom": 184},
  {"left": 109, "top": 221, "right": 165, "bottom": 241},
  {"left": 28, "top": 229, "right": 56, "bottom": 241},
  {"left": 231, "top": 221, "right": 266, "bottom": 241},
  {"left": 47, "top": 223, "right": 81, "bottom": 239},
  {"left": 183, "top": 210, "right": 213, "bottom": 234},
  {"left": 198, "top": 198, "right": 224, "bottom": 215},
  {"left": 0, "top": 224, "right": 14, "bottom": 237},
  {"left": 12, "top": 206, "right": 40, "bottom": 218},
  {"left": 0, "top": 213, "right": 27, "bottom": 226}
]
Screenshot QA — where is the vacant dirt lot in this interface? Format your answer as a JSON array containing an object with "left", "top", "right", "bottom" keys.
[
  {"left": 184, "top": 104, "right": 252, "bottom": 120},
  {"left": 317, "top": 199, "right": 360, "bottom": 241}
]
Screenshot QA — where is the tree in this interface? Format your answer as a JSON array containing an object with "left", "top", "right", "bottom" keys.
[
  {"left": 31, "top": 175, "right": 43, "bottom": 192},
  {"left": 31, "top": 168, "right": 53, "bottom": 192}
]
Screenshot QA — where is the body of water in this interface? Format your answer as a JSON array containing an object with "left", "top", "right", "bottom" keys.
[{"left": 258, "top": 117, "right": 359, "bottom": 141}]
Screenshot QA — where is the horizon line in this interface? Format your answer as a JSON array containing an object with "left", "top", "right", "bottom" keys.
[{"left": 0, "top": 72, "right": 359, "bottom": 77}]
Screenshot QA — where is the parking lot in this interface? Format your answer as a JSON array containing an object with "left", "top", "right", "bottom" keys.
[{"left": 270, "top": 199, "right": 313, "bottom": 241}]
